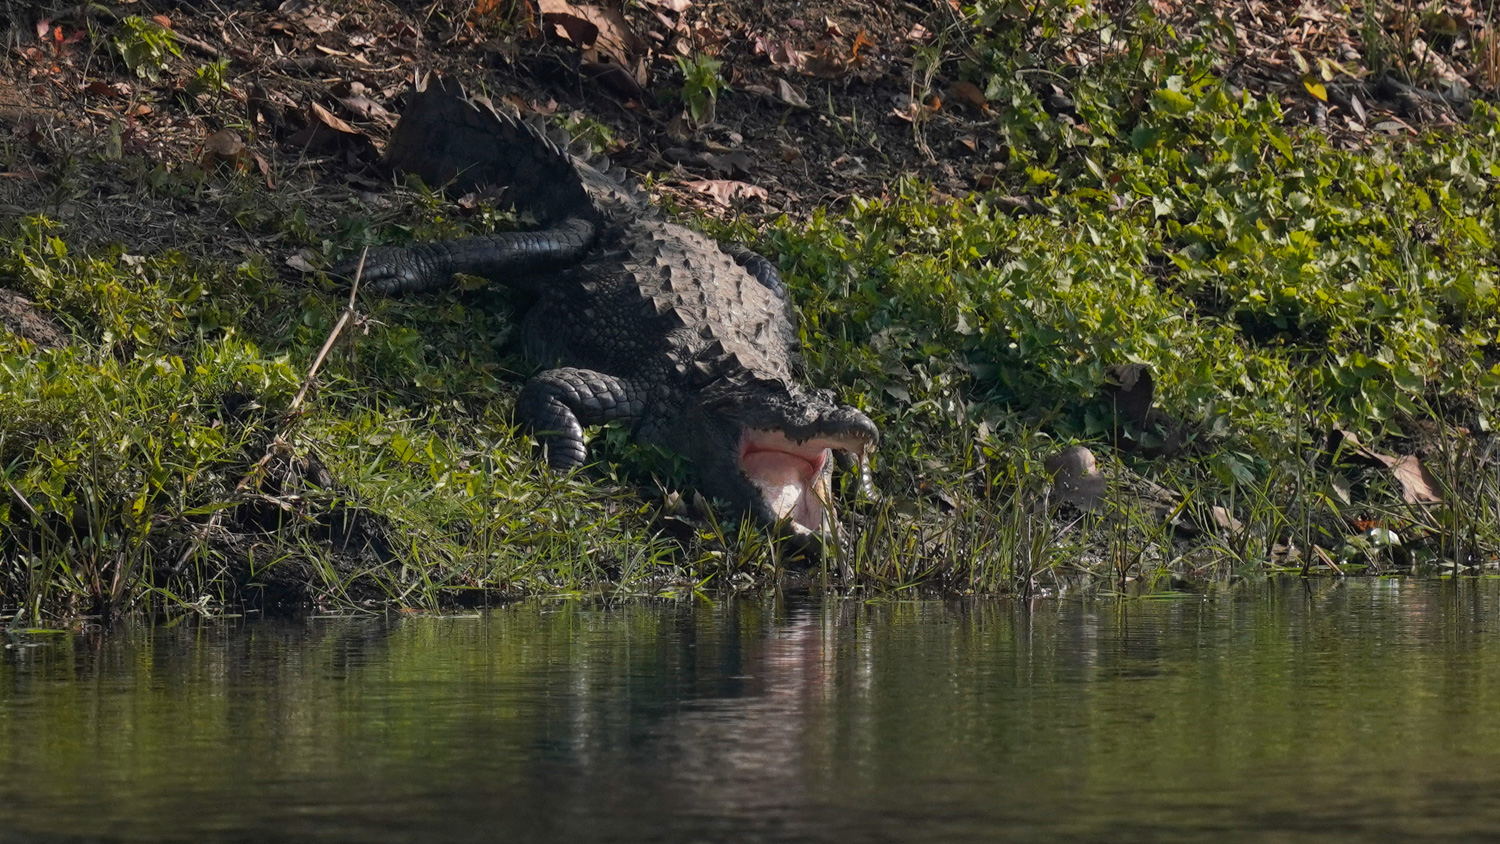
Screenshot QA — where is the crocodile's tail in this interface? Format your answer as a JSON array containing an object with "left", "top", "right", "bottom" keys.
[{"left": 382, "top": 74, "right": 647, "bottom": 227}]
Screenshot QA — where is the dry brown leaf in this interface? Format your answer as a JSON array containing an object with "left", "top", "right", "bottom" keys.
[
  {"left": 201, "top": 129, "right": 247, "bottom": 169},
  {"left": 1391, "top": 455, "right": 1442, "bottom": 504},
  {"left": 639, "top": 0, "right": 691, "bottom": 11},
  {"left": 542, "top": 11, "right": 599, "bottom": 50},
  {"left": 538, "top": 0, "right": 644, "bottom": 68},
  {"left": 251, "top": 150, "right": 275, "bottom": 189},
  {"left": 83, "top": 80, "right": 129, "bottom": 99},
  {"left": 947, "top": 80, "right": 989, "bottom": 111},
  {"left": 340, "top": 95, "right": 390, "bottom": 122},
  {"left": 777, "top": 78, "right": 809, "bottom": 108},
  {"left": 585, "top": 5, "right": 645, "bottom": 67},
  {"left": 684, "top": 179, "right": 768, "bottom": 207},
  {"left": 802, "top": 48, "right": 846, "bottom": 78},
  {"left": 890, "top": 100, "right": 923, "bottom": 123},
  {"left": 302, "top": 13, "right": 338, "bottom": 34},
  {"left": 755, "top": 37, "right": 801, "bottom": 70},
  {"left": 1349, "top": 92, "right": 1367, "bottom": 123},
  {"left": 308, "top": 100, "right": 359, "bottom": 135},
  {"left": 288, "top": 100, "right": 378, "bottom": 160},
  {"left": 850, "top": 30, "right": 876, "bottom": 62},
  {"left": 1332, "top": 429, "right": 1442, "bottom": 504}
]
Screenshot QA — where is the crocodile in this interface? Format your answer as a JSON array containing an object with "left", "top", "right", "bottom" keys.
[{"left": 336, "top": 76, "right": 877, "bottom": 536}]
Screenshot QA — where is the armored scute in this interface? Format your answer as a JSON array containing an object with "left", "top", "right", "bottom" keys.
[{"left": 341, "top": 76, "right": 877, "bottom": 535}]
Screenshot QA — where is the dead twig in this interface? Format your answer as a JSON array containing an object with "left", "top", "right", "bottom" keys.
[
  {"left": 172, "top": 250, "right": 367, "bottom": 573},
  {"left": 288, "top": 251, "right": 365, "bottom": 413}
]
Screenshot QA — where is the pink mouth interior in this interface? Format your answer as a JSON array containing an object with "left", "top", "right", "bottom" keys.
[{"left": 739, "top": 430, "right": 845, "bottom": 532}]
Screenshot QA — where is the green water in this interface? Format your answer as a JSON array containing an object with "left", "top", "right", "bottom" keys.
[{"left": 4, "top": 581, "right": 1500, "bottom": 842}]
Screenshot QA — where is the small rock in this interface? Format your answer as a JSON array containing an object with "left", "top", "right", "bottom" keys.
[
  {"left": 1044, "top": 446, "right": 1106, "bottom": 511},
  {"left": 1209, "top": 505, "right": 1244, "bottom": 536}
]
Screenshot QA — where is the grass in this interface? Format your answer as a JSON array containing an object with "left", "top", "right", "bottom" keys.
[{"left": 5, "top": 0, "right": 1500, "bottom": 623}]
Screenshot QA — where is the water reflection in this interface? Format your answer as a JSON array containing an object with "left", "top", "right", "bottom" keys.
[{"left": 4, "top": 581, "right": 1500, "bottom": 842}]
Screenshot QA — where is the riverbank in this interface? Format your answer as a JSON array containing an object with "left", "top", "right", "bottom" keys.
[{"left": 3, "top": 0, "right": 1499, "bottom": 622}]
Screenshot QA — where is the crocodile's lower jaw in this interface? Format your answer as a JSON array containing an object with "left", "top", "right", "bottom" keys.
[{"left": 739, "top": 430, "right": 841, "bottom": 533}]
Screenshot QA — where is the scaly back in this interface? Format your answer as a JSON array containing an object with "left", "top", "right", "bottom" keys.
[{"left": 381, "top": 75, "right": 647, "bottom": 228}]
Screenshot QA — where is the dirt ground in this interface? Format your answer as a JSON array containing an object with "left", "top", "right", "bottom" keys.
[{"left": 0, "top": 0, "right": 1487, "bottom": 270}]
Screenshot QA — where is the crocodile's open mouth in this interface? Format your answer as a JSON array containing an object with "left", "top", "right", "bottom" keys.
[{"left": 739, "top": 429, "right": 868, "bottom": 534}]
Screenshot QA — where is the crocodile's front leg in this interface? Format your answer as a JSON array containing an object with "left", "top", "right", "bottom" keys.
[
  {"left": 336, "top": 218, "right": 597, "bottom": 295},
  {"left": 517, "top": 367, "right": 647, "bottom": 469}
]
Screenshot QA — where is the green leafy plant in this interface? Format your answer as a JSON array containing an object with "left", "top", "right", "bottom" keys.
[
  {"left": 114, "top": 16, "right": 182, "bottom": 81},
  {"left": 186, "top": 58, "right": 231, "bottom": 97},
  {"left": 561, "top": 112, "right": 618, "bottom": 156},
  {"left": 675, "top": 54, "right": 726, "bottom": 124}
]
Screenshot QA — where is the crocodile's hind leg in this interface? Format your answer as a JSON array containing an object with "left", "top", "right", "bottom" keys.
[
  {"left": 336, "top": 218, "right": 597, "bottom": 295},
  {"left": 517, "top": 367, "right": 646, "bottom": 469},
  {"left": 722, "top": 244, "right": 788, "bottom": 300}
]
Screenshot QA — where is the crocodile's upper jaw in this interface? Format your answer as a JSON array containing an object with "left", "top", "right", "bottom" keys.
[{"left": 739, "top": 429, "right": 865, "bottom": 535}]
